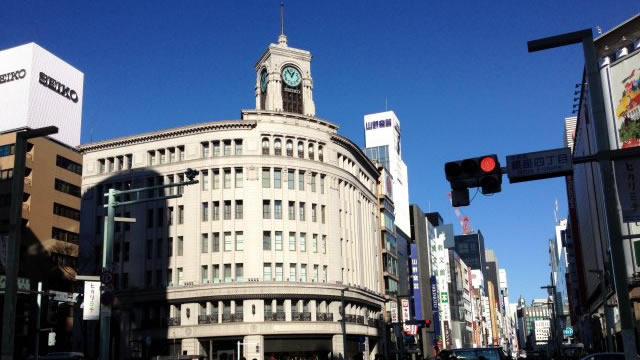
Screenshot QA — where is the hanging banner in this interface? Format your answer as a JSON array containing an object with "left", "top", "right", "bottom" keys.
[
  {"left": 614, "top": 158, "right": 640, "bottom": 221},
  {"left": 83, "top": 281, "right": 101, "bottom": 320},
  {"left": 410, "top": 243, "right": 422, "bottom": 319},
  {"left": 430, "top": 275, "right": 441, "bottom": 337}
]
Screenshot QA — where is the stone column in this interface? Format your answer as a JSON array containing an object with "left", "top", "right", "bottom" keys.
[
  {"left": 363, "top": 336, "right": 370, "bottom": 360},
  {"left": 243, "top": 335, "right": 264, "bottom": 360},
  {"left": 332, "top": 334, "right": 345, "bottom": 359}
]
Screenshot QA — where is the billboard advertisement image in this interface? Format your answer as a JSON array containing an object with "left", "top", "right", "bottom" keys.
[{"left": 611, "top": 51, "right": 640, "bottom": 148}]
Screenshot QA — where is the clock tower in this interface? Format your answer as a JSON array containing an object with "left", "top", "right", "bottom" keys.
[{"left": 255, "top": 19, "right": 315, "bottom": 116}]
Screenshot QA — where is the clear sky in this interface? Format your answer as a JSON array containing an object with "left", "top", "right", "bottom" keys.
[{"left": 3, "top": 1, "right": 640, "bottom": 303}]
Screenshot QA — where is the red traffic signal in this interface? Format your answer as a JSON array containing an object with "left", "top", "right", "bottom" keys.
[
  {"left": 444, "top": 154, "right": 503, "bottom": 204},
  {"left": 424, "top": 319, "right": 432, "bottom": 328}
]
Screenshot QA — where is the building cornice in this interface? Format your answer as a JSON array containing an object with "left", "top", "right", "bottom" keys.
[
  {"left": 241, "top": 109, "right": 338, "bottom": 131},
  {"left": 331, "top": 134, "right": 380, "bottom": 179},
  {"left": 78, "top": 120, "right": 257, "bottom": 153}
]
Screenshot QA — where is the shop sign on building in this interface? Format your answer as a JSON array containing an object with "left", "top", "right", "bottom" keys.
[{"left": 83, "top": 281, "right": 100, "bottom": 320}]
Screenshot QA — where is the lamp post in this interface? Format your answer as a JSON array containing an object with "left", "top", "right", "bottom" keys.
[
  {"left": 1, "top": 126, "right": 58, "bottom": 360},
  {"left": 589, "top": 269, "right": 614, "bottom": 351},
  {"left": 98, "top": 168, "right": 199, "bottom": 360},
  {"left": 528, "top": 29, "right": 638, "bottom": 360}
]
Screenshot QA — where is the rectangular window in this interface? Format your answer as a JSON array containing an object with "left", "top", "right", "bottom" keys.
[
  {"left": 168, "top": 237, "right": 173, "bottom": 257},
  {"left": 53, "top": 202, "right": 80, "bottom": 221},
  {"left": 236, "top": 263, "right": 244, "bottom": 282},
  {"left": 98, "top": 159, "right": 105, "bottom": 173},
  {"left": 263, "top": 263, "right": 272, "bottom": 281},
  {"left": 212, "top": 265, "right": 220, "bottom": 282},
  {"left": 224, "top": 232, "right": 232, "bottom": 251},
  {"left": 322, "top": 235, "right": 327, "bottom": 254},
  {"left": 157, "top": 238, "right": 163, "bottom": 257},
  {"left": 235, "top": 200, "right": 243, "bottom": 219},
  {"left": 274, "top": 200, "right": 282, "bottom": 219},
  {"left": 320, "top": 175, "right": 325, "bottom": 194},
  {"left": 178, "top": 206, "right": 184, "bottom": 224},
  {"left": 299, "top": 202, "right": 305, "bottom": 221},
  {"left": 298, "top": 171, "right": 305, "bottom": 190},
  {"left": 223, "top": 140, "right": 232, "bottom": 156},
  {"left": 148, "top": 151, "right": 156, "bottom": 165},
  {"left": 114, "top": 242, "right": 120, "bottom": 263},
  {"left": 263, "top": 200, "right": 271, "bottom": 219},
  {"left": 323, "top": 265, "right": 328, "bottom": 282},
  {"left": 310, "top": 173, "right": 316, "bottom": 192},
  {"left": 275, "top": 231, "right": 282, "bottom": 251},
  {"left": 288, "top": 170, "right": 295, "bottom": 190},
  {"left": 202, "top": 202, "right": 209, "bottom": 221},
  {"left": 158, "top": 150, "right": 166, "bottom": 164},
  {"left": 312, "top": 204, "right": 317, "bottom": 222},
  {"left": 202, "top": 170, "right": 209, "bottom": 191},
  {"left": 177, "top": 236, "right": 184, "bottom": 256},
  {"left": 156, "top": 208, "right": 164, "bottom": 227},
  {"left": 212, "top": 232, "right": 220, "bottom": 252},
  {"left": 213, "top": 170, "right": 220, "bottom": 189},
  {"left": 124, "top": 242, "right": 130, "bottom": 262},
  {"left": 235, "top": 168, "right": 243, "bottom": 188},
  {"left": 108, "top": 157, "right": 114, "bottom": 172},
  {"left": 262, "top": 168, "right": 270, "bottom": 188},
  {"left": 147, "top": 239, "right": 153, "bottom": 259},
  {"left": 300, "top": 233, "right": 306, "bottom": 252},
  {"left": 224, "top": 264, "right": 232, "bottom": 282},
  {"left": 288, "top": 201, "right": 295, "bottom": 220},
  {"left": 201, "top": 233, "right": 208, "bottom": 253},
  {"left": 263, "top": 231, "right": 271, "bottom": 250},
  {"left": 223, "top": 168, "right": 232, "bottom": 188},
  {"left": 201, "top": 265, "right": 209, "bottom": 283},
  {"left": 224, "top": 201, "right": 231, "bottom": 220},
  {"left": 313, "top": 265, "right": 319, "bottom": 282},
  {"left": 235, "top": 139, "right": 243, "bottom": 155},
  {"left": 213, "top": 141, "right": 221, "bottom": 157},
  {"left": 51, "top": 227, "right": 79, "bottom": 244},
  {"left": 167, "top": 269, "right": 172, "bottom": 286},
  {"left": 274, "top": 169, "right": 282, "bottom": 189},
  {"left": 289, "top": 264, "right": 297, "bottom": 282},
  {"left": 213, "top": 201, "right": 220, "bottom": 220},
  {"left": 202, "top": 142, "right": 210, "bottom": 158},
  {"left": 169, "top": 148, "right": 176, "bottom": 162},
  {"left": 300, "top": 264, "right": 307, "bottom": 282},
  {"left": 312, "top": 234, "right": 318, "bottom": 253},
  {"left": 56, "top": 155, "right": 82, "bottom": 175},
  {"left": 235, "top": 232, "right": 244, "bottom": 251},
  {"left": 156, "top": 269, "right": 163, "bottom": 287},
  {"left": 289, "top": 232, "right": 296, "bottom": 251},
  {"left": 0, "top": 168, "right": 13, "bottom": 181},
  {"left": 321, "top": 205, "right": 326, "bottom": 224},
  {"left": 122, "top": 273, "right": 129, "bottom": 288},
  {"left": 275, "top": 263, "right": 283, "bottom": 281}
]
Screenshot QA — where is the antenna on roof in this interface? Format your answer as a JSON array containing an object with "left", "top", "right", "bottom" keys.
[{"left": 280, "top": 2, "right": 285, "bottom": 36}]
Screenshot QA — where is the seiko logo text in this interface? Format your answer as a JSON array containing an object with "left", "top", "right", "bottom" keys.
[
  {"left": 39, "top": 72, "right": 78, "bottom": 103},
  {"left": 0, "top": 69, "right": 26, "bottom": 84}
]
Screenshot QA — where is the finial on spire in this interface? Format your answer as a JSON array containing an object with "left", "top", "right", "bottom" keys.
[{"left": 278, "top": 2, "right": 288, "bottom": 46}]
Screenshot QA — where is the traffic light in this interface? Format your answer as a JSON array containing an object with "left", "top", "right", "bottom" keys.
[
  {"left": 444, "top": 154, "right": 502, "bottom": 206},
  {"left": 424, "top": 319, "right": 432, "bottom": 328},
  {"left": 405, "top": 319, "right": 433, "bottom": 329}
]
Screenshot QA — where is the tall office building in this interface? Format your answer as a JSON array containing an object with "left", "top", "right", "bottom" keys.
[
  {"left": 454, "top": 232, "right": 488, "bottom": 290},
  {"left": 78, "top": 30, "right": 384, "bottom": 359}
]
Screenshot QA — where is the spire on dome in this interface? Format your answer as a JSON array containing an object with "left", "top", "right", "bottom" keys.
[{"left": 278, "top": 2, "right": 288, "bottom": 46}]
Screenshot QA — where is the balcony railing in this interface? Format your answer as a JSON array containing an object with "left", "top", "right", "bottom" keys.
[
  {"left": 222, "top": 313, "right": 233, "bottom": 323},
  {"left": 264, "top": 311, "right": 286, "bottom": 321},
  {"left": 198, "top": 313, "right": 218, "bottom": 324},
  {"left": 316, "top": 312, "right": 334, "bottom": 322},
  {"left": 367, "top": 318, "right": 379, "bottom": 327},
  {"left": 345, "top": 314, "right": 357, "bottom": 323},
  {"left": 291, "top": 311, "right": 311, "bottom": 321},
  {"left": 168, "top": 317, "right": 180, "bottom": 326},
  {"left": 232, "top": 313, "right": 244, "bottom": 322},
  {"left": 356, "top": 315, "right": 365, "bottom": 324}
]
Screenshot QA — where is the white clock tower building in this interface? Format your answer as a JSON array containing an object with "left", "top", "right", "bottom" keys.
[{"left": 255, "top": 28, "right": 316, "bottom": 117}]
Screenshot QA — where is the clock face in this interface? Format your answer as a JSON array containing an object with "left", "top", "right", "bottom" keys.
[
  {"left": 260, "top": 70, "right": 268, "bottom": 93},
  {"left": 282, "top": 66, "right": 301, "bottom": 87}
]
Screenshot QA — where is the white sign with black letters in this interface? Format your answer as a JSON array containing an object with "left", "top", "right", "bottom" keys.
[
  {"left": 614, "top": 158, "right": 640, "bottom": 222},
  {"left": 506, "top": 148, "right": 572, "bottom": 183}
]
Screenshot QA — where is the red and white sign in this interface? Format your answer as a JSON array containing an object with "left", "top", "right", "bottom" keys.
[{"left": 401, "top": 299, "right": 418, "bottom": 335}]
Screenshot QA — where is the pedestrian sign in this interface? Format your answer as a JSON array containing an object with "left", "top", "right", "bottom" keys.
[{"left": 563, "top": 327, "right": 574, "bottom": 337}]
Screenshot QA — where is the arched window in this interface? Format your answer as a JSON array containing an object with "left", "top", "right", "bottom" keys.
[
  {"left": 308, "top": 144, "right": 315, "bottom": 160},
  {"left": 262, "top": 138, "right": 270, "bottom": 155},
  {"left": 259, "top": 68, "right": 267, "bottom": 110},
  {"left": 286, "top": 140, "right": 293, "bottom": 157},
  {"left": 297, "top": 141, "right": 304, "bottom": 158},
  {"left": 318, "top": 146, "right": 324, "bottom": 162},
  {"left": 274, "top": 138, "right": 282, "bottom": 156}
]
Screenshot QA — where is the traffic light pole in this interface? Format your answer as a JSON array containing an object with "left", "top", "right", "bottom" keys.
[
  {"left": 528, "top": 29, "right": 638, "bottom": 359},
  {"left": 98, "top": 173, "right": 198, "bottom": 360}
]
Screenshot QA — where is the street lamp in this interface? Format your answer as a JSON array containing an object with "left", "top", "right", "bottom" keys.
[
  {"left": 98, "top": 169, "right": 199, "bottom": 360},
  {"left": 1, "top": 126, "right": 58, "bottom": 360},
  {"left": 589, "top": 269, "right": 614, "bottom": 351}
]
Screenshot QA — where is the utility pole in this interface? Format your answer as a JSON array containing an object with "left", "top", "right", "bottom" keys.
[
  {"left": 1, "top": 126, "right": 58, "bottom": 360},
  {"left": 528, "top": 29, "right": 638, "bottom": 360},
  {"left": 98, "top": 169, "right": 199, "bottom": 360}
]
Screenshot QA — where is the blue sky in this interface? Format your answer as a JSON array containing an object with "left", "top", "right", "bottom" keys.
[{"left": 3, "top": 1, "right": 640, "bottom": 302}]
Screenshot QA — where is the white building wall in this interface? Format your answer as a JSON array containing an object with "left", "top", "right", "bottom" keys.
[{"left": 0, "top": 42, "right": 84, "bottom": 146}]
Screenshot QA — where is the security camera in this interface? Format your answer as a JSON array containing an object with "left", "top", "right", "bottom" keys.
[{"left": 185, "top": 168, "right": 199, "bottom": 181}]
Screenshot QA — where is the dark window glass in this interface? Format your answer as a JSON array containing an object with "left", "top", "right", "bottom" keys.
[
  {"left": 0, "top": 144, "right": 15, "bottom": 157},
  {"left": 53, "top": 203, "right": 80, "bottom": 221},
  {"left": 56, "top": 155, "right": 82, "bottom": 175},
  {"left": 51, "top": 227, "right": 79, "bottom": 244},
  {"left": 54, "top": 178, "right": 81, "bottom": 198}
]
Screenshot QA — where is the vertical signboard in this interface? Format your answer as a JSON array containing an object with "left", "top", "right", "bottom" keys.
[
  {"left": 401, "top": 298, "right": 411, "bottom": 332},
  {"left": 83, "top": 281, "right": 101, "bottom": 320},
  {"left": 610, "top": 51, "right": 640, "bottom": 149},
  {"left": 430, "top": 276, "right": 441, "bottom": 337},
  {"left": 410, "top": 243, "right": 422, "bottom": 319}
]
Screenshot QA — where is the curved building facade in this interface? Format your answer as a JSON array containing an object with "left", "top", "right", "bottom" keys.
[{"left": 78, "top": 32, "right": 384, "bottom": 360}]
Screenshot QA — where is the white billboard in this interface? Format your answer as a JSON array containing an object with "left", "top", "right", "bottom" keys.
[
  {"left": 83, "top": 281, "right": 101, "bottom": 320},
  {"left": 0, "top": 43, "right": 83, "bottom": 147}
]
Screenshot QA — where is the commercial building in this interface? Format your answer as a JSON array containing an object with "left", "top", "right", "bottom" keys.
[
  {"left": 0, "top": 129, "right": 82, "bottom": 354},
  {"left": 77, "top": 30, "right": 384, "bottom": 359},
  {"left": 517, "top": 298, "right": 552, "bottom": 350},
  {"left": 454, "top": 232, "right": 488, "bottom": 290}
]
